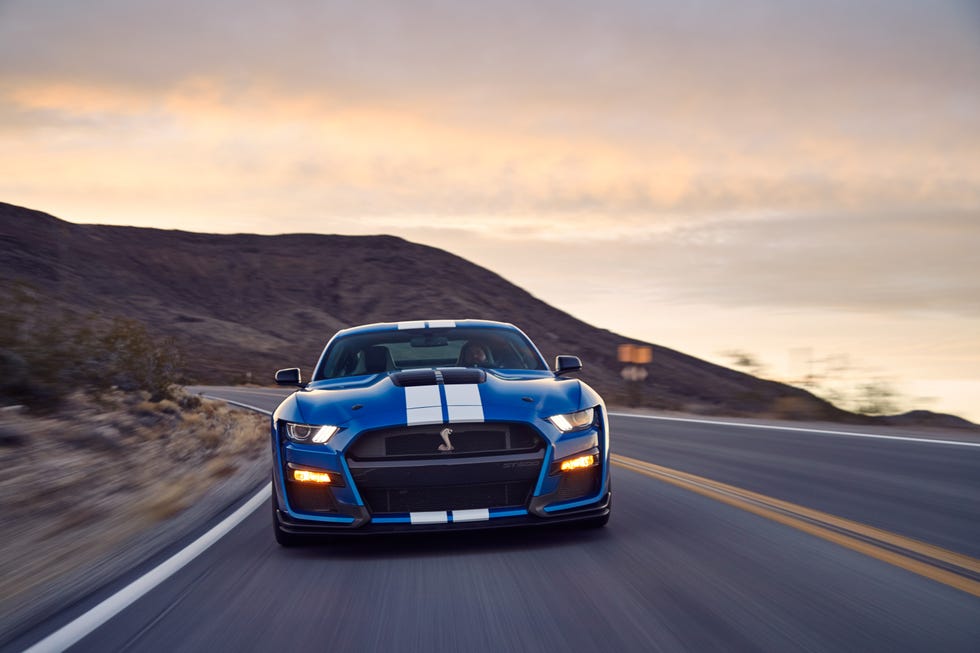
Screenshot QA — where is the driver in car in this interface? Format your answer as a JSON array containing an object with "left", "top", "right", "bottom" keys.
[{"left": 458, "top": 341, "right": 491, "bottom": 367}]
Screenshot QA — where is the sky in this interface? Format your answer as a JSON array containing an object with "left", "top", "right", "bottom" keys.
[{"left": 1, "top": 0, "right": 978, "bottom": 420}]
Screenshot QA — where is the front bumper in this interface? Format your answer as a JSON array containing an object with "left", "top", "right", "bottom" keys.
[{"left": 272, "top": 416, "right": 610, "bottom": 533}]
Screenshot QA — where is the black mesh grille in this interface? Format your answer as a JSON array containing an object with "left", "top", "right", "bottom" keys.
[
  {"left": 348, "top": 422, "right": 542, "bottom": 460},
  {"left": 285, "top": 483, "right": 340, "bottom": 513},
  {"left": 362, "top": 481, "right": 534, "bottom": 513},
  {"left": 556, "top": 468, "right": 600, "bottom": 502},
  {"left": 348, "top": 421, "right": 545, "bottom": 514}
]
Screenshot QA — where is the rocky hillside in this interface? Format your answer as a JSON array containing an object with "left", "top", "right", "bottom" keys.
[{"left": 0, "top": 201, "right": 905, "bottom": 422}]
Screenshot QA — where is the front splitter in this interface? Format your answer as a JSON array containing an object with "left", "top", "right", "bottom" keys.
[{"left": 276, "top": 492, "right": 611, "bottom": 536}]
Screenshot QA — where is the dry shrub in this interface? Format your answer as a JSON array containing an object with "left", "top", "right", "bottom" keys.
[
  {"left": 133, "top": 399, "right": 180, "bottom": 416},
  {"left": 180, "top": 412, "right": 205, "bottom": 428},
  {"left": 1, "top": 286, "right": 184, "bottom": 411},
  {"left": 200, "top": 401, "right": 220, "bottom": 418},
  {"left": 221, "top": 413, "right": 267, "bottom": 456},
  {"left": 133, "top": 401, "right": 159, "bottom": 416},
  {"left": 768, "top": 396, "right": 825, "bottom": 420},
  {"left": 178, "top": 394, "right": 202, "bottom": 410},
  {"left": 203, "top": 458, "right": 238, "bottom": 479},
  {"left": 154, "top": 399, "right": 180, "bottom": 414},
  {"left": 136, "top": 481, "right": 195, "bottom": 523},
  {"left": 197, "top": 427, "right": 224, "bottom": 450}
]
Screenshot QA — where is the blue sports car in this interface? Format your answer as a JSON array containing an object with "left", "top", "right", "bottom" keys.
[{"left": 270, "top": 319, "right": 610, "bottom": 544}]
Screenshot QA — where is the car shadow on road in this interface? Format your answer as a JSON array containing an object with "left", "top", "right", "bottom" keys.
[{"left": 278, "top": 523, "right": 612, "bottom": 560}]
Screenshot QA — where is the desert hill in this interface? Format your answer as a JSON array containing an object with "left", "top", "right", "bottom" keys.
[{"left": 0, "top": 201, "right": 906, "bottom": 422}]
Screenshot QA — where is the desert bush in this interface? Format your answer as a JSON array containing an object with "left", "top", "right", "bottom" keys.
[
  {"left": 0, "top": 285, "right": 183, "bottom": 411},
  {"left": 854, "top": 379, "right": 899, "bottom": 416},
  {"left": 719, "top": 345, "right": 907, "bottom": 417},
  {"left": 97, "top": 319, "right": 183, "bottom": 400},
  {"left": 768, "top": 396, "right": 827, "bottom": 420},
  {"left": 178, "top": 393, "right": 202, "bottom": 410}
]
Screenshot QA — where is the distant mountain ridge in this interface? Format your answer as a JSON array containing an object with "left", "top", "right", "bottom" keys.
[{"left": 0, "top": 201, "right": 970, "bottom": 427}]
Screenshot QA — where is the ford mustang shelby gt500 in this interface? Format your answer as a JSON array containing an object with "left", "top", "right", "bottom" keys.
[{"left": 270, "top": 319, "right": 610, "bottom": 544}]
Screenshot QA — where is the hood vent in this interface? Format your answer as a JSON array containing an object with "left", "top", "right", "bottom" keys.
[
  {"left": 390, "top": 368, "right": 487, "bottom": 387},
  {"left": 441, "top": 368, "right": 486, "bottom": 384},
  {"left": 390, "top": 370, "right": 437, "bottom": 387}
]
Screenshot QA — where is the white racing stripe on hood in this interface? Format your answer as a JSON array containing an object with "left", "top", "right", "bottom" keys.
[
  {"left": 403, "top": 381, "right": 484, "bottom": 425},
  {"left": 427, "top": 320, "right": 456, "bottom": 328},
  {"left": 445, "top": 383, "right": 484, "bottom": 423},
  {"left": 405, "top": 385, "right": 443, "bottom": 424}
]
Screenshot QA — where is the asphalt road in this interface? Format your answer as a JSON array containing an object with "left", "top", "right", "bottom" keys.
[{"left": 11, "top": 387, "right": 980, "bottom": 652}]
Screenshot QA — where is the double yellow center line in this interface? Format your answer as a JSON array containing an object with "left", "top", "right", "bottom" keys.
[{"left": 611, "top": 453, "right": 980, "bottom": 598}]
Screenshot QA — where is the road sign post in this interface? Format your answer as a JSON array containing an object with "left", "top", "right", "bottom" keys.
[{"left": 618, "top": 344, "right": 652, "bottom": 407}]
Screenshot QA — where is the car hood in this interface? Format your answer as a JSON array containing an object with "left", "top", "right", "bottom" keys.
[{"left": 273, "top": 369, "right": 597, "bottom": 450}]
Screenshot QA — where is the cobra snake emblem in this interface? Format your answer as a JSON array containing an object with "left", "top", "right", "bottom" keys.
[{"left": 438, "top": 427, "right": 454, "bottom": 452}]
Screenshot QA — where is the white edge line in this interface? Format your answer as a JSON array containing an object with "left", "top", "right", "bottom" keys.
[
  {"left": 608, "top": 411, "right": 980, "bottom": 448},
  {"left": 25, "top": 485, "right": 271, "bottom": 653},
  {"left": 25, "top": 395, "right": 276, "bottom": 653},
  {"left": 200, "top": 395, "right": 273, "bottom": 416},
  {"left": 194, "top": 388, "right": 290, "bottom": 398}
]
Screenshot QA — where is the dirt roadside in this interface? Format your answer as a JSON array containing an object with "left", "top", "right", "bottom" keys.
[{"left": 0, "top": 389, "right": 270, "bottom": 646}]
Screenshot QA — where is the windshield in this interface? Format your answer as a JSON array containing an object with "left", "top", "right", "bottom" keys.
[{"left": 314, "top": 327, "right": 547, "bottom": 380}]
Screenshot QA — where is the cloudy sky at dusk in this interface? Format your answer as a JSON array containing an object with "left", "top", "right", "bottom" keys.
[{"left": 2, "top": 1, "right": 978, "bottom": 419}]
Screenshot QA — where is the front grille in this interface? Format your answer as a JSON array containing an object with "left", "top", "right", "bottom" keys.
[
  {"left": 285, "top": 482, "right": 339, "bottom": 513},
  {"left": 556, "top": 467, "right": 600, "bottom": 502},
  {"left": 347, "top": 422, "right": 542, "bottom": 460},
  {"left": 347, "top": 421, "right": 545, "bottom": 514},
  {"left": 362, "top": 480, "right": 534, "bottom": 513}
]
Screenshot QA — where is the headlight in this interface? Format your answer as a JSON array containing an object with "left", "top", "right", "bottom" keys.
[
  {"left": 547, "top": 407, "right": 595, "bottom": 433},
  {"left": 283, "top": 421, "right": 340, "bottom": 444}
]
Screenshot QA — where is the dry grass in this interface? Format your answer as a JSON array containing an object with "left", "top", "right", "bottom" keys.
[
  {"left": 0, "top": 388, "right": 267, "bottom": 625},
  {"left": 766, "top": 396, "right": 829, "bottom": 420}
]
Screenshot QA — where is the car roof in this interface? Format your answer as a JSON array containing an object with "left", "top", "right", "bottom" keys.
[{"left": 333, "top": 319, "right": 519, "bottom": 338}]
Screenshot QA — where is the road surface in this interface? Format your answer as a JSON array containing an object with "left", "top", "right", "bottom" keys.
[{"left": 10, "top": 386, "right": 980, "bottom": 652}]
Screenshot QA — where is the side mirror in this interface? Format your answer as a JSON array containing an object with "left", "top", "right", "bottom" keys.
[
  {"left": 554, "top": 355, "right": 582, "bottom": 376},
  {"left": 275, "top": 368, "right": 303, "bottom": 386}
]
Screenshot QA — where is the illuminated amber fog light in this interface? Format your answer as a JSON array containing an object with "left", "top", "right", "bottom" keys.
[
  {"left": 560, "top": 454, "right": 596, "bottom": 472},
  {"left": 292, "top": 469, "right": 332, "bottom": 484}
]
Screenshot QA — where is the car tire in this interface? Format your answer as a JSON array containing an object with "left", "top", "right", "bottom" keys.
[{"left": 272, "top": 492, "right": 302, "bottom": 547}]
